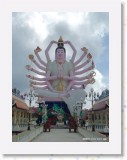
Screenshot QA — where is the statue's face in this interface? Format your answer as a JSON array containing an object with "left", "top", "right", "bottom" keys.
[{"left": 55, "top": 48, "right": 66, "bottom": 64}]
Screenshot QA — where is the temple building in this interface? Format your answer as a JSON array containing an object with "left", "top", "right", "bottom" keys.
[
  {"left": 87, "top": 89, "right": 109, "bottom": 133},
  {"left": 12, "top": 88, "right": 33, "bottom": 133}
]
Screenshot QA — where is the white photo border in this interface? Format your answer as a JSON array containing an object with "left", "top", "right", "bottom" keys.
[{"left": 0, "top": 0, "right": 121, "bottom": 155}]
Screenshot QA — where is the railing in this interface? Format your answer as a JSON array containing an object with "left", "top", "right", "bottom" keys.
[
  {"left": 84, "top": 125, "right": 109, "bottom": 133},
  {"left": 12, "top": 123, "right": 37, "bottom": 132},
  {"left": 12, "top": 126, "right": 43, "bottom": 142}
]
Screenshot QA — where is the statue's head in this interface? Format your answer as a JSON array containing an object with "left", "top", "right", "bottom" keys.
[
  {"left": 55, "top": 46, "right": 66, "bottom": 64},
  {"left": 55, "top": 36, "right": 66, "bottom": 64}
]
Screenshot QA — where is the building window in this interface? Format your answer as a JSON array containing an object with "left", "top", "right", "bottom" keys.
[
  {"left": 88, "top": 114, "right": 91, "bottom": 120},
  {"left": 99, "top": 114, "right": 101, "bottom": 120},
  {"left": 16, "top": 119, "right": 18, "bottom": 124},
  {"left": 103, "top": 114, "right": 105, "bottom": 120}
]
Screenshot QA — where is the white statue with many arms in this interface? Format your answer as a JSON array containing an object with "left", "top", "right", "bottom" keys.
[{"left": 26, "top": 36, "right": 96, "bottom": 115}]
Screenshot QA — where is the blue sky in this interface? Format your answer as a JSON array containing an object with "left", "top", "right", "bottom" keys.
[{"left": 95, "top": 33, "right": 109, "bottom": 86}]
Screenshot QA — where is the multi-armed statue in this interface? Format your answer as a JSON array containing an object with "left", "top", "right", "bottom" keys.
[{"left": 26, "top": 36, "right": 96, "bottom": 116}]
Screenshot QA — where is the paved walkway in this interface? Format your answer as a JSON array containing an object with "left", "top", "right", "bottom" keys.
[
  {"left": 31, "top": 128, "right": 108, "bottom": 142},
  {"left": 32, "top": 129, "right": 84, "bottom": 142}
]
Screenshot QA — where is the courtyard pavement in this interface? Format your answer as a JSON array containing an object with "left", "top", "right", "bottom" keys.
[
  {"left": 78, "top": 127, "right": 108, "bottom": 142},
  {"left": 32, "top": 128, "right": 108, "bottom": 142},
  {"left": 32, "top": 128, "right": 84, "bottom": 142}
]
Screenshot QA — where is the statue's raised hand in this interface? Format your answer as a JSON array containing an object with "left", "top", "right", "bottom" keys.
[
  {"left": 26, "top": 74, "right": 31, "bottom": 78},
  {"left": 25, "top": 65, "right": 32, "bottom": 71},
  {"left": 50, "top": 40, "right": 57, "bottom": 44},
  {"left": 34, "top": 46, "right": 42, "bottom": 54},
  {"left": 81, "top": 47, "right": 88, "bottom": 53},
  {"left": 64, "top": 41, "right": 70, "bottom": 44},
  {"left": 87, "top": 53, "right": 92, "bottom": 59}
]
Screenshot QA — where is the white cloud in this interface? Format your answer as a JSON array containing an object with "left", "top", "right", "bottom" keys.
[
  {"left": 93, "top": 69, "right": 107, "bottom": 90},
  {"left": 83, "top": 69, "right": 108, "bottom": 109},
  {"left": 26, "top": 13, "right": 49, "bottom": 42}
]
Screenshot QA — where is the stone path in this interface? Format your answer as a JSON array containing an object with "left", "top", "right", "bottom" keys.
[
  {"left": 78, "top": 127, "right": 108, "bottom": 142},
  {"left": 31, "top": 127, "right": 108, "bottom": 142},
  {"left": 32, "top": 129, "right": 84, "bottom": 142}
]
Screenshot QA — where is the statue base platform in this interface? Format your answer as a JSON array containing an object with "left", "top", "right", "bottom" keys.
[
  {"left": 43, "top": 97, "right": 62, "bottom": 102},
  {"left": 56, "top": 122, "right": 64, "bottom": 126}
]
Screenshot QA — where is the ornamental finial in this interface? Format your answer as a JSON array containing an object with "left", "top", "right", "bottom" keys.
[{"left": 58, "top": 36, "right": 64, "bottom": 47}]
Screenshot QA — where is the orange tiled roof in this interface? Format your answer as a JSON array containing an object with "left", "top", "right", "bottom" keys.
[
  {"left": 89, "top": 100, "right": 109, "bottom": 112},
  {"left": 12, "top": 95, "right": 29, "bottom": 110},
  {"left": 15, "top": 100, "right": 29, "bottom": 110}
]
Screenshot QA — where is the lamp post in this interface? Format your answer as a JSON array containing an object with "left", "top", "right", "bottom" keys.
[
  {"left": 24, "top": 90, "right": 36, "bottom": 130},
  {"left": 86, "top": 88, "right": 99, "bottom": 132}
]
